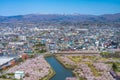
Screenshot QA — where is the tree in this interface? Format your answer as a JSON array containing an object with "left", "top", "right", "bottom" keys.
[{"left": 112, "top": 63, "right": 117, "bottom": 71}]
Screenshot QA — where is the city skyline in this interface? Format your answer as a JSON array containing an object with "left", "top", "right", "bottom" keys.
[{"left": 0, "top": 0, "right": 120, "bottom": 16}]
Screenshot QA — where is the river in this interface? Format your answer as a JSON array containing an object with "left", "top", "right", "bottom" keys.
[{"left": 45, "top": 56, "right": 73, "bottom": 80}]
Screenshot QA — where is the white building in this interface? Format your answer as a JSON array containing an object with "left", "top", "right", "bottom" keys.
[
  {"left": 14, "top": 71, "right": 25, "bottom": 79},
  {"left": 0, "top": 57, "right": 14, "bottom": 65},
  {"left": 9, "top": 42, "right": 24, "bottom": 45},
  {"left": 19, "top": 36, "right": 26, "bottom": 41}
]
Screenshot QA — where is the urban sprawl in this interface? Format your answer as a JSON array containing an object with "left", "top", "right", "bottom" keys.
[{"left": 0, "top": 26, "right": 120, "bottom": 80}]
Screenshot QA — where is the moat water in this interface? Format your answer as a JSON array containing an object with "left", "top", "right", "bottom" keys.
[{"left": 45, "top": 56, "right": 73, "bottom": 80}]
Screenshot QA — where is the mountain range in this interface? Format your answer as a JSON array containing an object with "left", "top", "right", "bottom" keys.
[{"left": 0, "top": 13, "right": 120, "bottom": 28}]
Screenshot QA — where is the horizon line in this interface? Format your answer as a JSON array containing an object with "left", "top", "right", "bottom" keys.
[{"left": 0, "top": 12, "right": 120, "bottom": 17}]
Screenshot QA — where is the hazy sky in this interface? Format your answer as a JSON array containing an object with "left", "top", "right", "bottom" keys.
[{"left": 0, "top": 0, "right": 120, "bottom": 16}]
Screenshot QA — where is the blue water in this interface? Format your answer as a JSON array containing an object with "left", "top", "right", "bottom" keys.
[{"left": 45, "top": 56, "right": 73, "bottom": 80}]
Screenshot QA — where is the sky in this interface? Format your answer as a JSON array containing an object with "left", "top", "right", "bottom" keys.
[{"left": 0, "top": 0, "right": 120, "bottom": 16}]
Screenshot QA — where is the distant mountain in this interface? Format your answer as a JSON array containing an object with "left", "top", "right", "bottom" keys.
[{"left": 0, "top": 13, "right": 120, "bottom": 28}]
